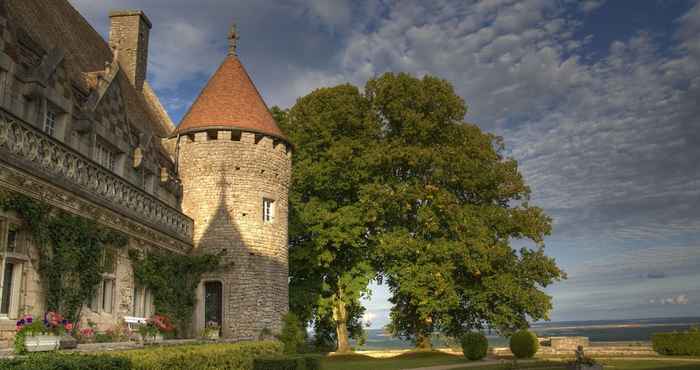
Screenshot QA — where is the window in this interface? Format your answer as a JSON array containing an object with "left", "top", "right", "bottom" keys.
[
  {"left": 0, "top": 220, "right": 24, "bottom": 318},
  {"left": 132, "top": 285, "right": 154, "bottom": 318},
  {"left": 101, "top": 279, "right": 114, "bottom": 313},
  {"left": 96, "top": 143, "right": 115, "bottom": 171},
  {"left": 0, "top": 262, "right": 14, "bottom": 315},
  {"left": 43, "top": 108, "right": 57, "bottom": 137},
  {"left": 89, "top": 248, "right": 117, "bottom": 313},
  {"left": 262, "top": 198, "right": 275, "bottom": 223},
  {"left": 6, "top": 225, "right": 17, "bottom": 253},
  {"left": 0, "top": 70, "right": 7, "bottom": 106}
]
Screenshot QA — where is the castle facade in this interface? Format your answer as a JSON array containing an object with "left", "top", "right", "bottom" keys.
[{"left": 0, "top": 0, "right": 291, "bottom": 344}]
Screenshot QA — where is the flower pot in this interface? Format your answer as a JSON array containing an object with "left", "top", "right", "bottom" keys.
[
  {"left": 140, "top": 333, "right": 164, "bottom": 344},
  {"left": 24, "top": 334, "right": 61, "bottom": 352},
  {"left": 206, "top": 331, "right": 220, "bottom": 340},
  {"left": 568, "top": 365, "right": 603, "bottom": 370},
  {"left": 59, "top": 335, "right": 78, "bottom": 349}
]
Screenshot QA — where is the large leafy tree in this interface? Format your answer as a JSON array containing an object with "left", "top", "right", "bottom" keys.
[
  {"left": 276, "top": 85, "right": 380, "bottom": 352},
  {"left": 362, "top": 73, "right": 565, "bottom": 349}
]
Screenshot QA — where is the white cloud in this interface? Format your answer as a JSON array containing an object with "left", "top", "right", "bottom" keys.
[
  {"left": 306, "top": 0, "right": 353, "bottom": 29},
  {"left": 148, "top": 21, "right": 221, "bottom": 90},
  {"left": 654, "top": 294, "right": 690, "bottom": 305},
  {"left": 362, "top": 311, "right": 376, "bottom": 325},
  {"left": 66, "top": 0, "right": 700, "bottom": 321},
  {"left": 578, "top": 0, "right": 606, "bottom": 14}
]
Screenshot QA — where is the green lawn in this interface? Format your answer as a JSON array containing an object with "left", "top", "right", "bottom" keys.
[
  {"left": 320, "top": 351, "right": 470, "bottom": 370},
  {"left": 596, "top": 359, "right": 700, "bottom": 369},
  {"left": 320, "top": 351, "right": 560, "bottom": 370},
  {"left": 448, "top": 359, "right": 700, "bottom": 370},
  {"left": 320, "top": 352, "right": 700, "bottom": 370}
]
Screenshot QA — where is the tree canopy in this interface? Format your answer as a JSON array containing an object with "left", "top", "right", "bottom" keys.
[
  {"left": 279, "top": 72, "right": 565, "bottom": 350},
  {"left": 277, "top": 84, "right": 380, "bottom": 352}
]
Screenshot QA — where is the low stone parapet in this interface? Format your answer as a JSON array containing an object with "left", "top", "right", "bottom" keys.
[{"left": 490, "top": 342, "right": 657, "bottom": 358}]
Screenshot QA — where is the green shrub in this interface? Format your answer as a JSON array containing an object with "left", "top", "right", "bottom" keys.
[
  {"left": 461, "top": 331, "right": 488, "bottom": 360},
  {"left": 509, "top": 329, "right": 539, "bottom": 359},
  {"left": 652, "top": 328, "right": 700, "bottom": 356},
  {"left": 253, "top": 356, "right": 305, "bottom": 370},
  {"left": 114, "top": 340, "right": 283, "bottom": 370},
  {"left": 302, "top": 354, "right": 321, "bottom": 370},
  {"left": 253, "top": 354, "right": 322, "bottom": 370},
  {"left": 277, "top": 313, "right": 305, "bottom": 354},
  {"left": 0, "top": 353, "right": 130, "bottom": 370},
  {"left": 95, "top": 332, "right": 114, "bottom": 343}
]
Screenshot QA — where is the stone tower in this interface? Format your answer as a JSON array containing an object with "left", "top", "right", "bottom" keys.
[{"left": 175, "top": 26, "right": 292, "bottom": 340}]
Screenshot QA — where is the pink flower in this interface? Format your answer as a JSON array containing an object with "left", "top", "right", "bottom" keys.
[
  {"left": 45, "top": 311, "right": 63, "bottom": 327},
  {"left": 64, "top": 322, "right": 74, "bottom": 331}
]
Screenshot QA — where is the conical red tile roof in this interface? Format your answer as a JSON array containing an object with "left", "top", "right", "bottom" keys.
[{"left": 175, "top": 55, "right": 287, "bottom": 141}]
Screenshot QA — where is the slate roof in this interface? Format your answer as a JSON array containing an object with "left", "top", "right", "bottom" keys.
[{"left": 5, "top": 0, "right": 175, "bottom": 138}]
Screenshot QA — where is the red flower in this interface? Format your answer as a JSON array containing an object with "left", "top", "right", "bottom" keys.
[
  {"left": 45, "top": 311, "right": 63, "bottom": 327},
  {"left": 80, "top": 327, "right": 95, "bottom": 337},
  {"left": 64, "top": 322, "right": 74, "bottom": 331},
  {"left": 149, "top": 314, "right": 174, "bottom": 332}
]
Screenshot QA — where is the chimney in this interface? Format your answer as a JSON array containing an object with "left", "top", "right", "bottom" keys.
[{"left": 109, "top": 10, "right": 151, "bottom": 91}]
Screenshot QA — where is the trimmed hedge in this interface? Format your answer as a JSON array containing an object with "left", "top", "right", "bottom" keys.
[
  {"left": 0, "top": 341, "right": 284, "bottom": 370},
  {"left": 461, "top": 331, "right": 488, "bottom": 360},
  {"left": 253, "top": 354, "right": 322, "bottom": 370},
  {"left": 652, "top": 329, "right": 700, "bottom": 356},
  {"left": 114, "top": 340, "right": 283, "bottom": 370},
  {"left": 0, "top": 353, "right": 130, "bottom": 370},
  {"left": 509, "top": 329, "right": 539, "bottom": 359}
]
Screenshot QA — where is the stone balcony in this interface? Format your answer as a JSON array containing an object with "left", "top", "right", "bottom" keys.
[{"left": 0, "top": 108, "right": 193, "bottom": 243}]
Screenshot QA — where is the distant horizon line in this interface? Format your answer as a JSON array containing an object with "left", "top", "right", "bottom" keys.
[{"left": 363, "top": 315, "right": 700, "bottom": 330}]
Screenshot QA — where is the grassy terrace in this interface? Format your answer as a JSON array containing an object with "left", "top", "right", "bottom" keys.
[
  {"left": 321, "top": 351, "right": 470, "bottom": 370},
  {"left": 319, "top": 351, "right": 700, "bottom": 370}
]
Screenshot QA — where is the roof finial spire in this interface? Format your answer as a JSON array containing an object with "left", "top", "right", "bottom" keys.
[{"left": 228, "top": 23, "right": 239, "bottom": 56}]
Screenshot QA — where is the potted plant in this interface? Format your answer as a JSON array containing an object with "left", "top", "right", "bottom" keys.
[
  {"left": 568, "top": 346, "right": 603, "bottom": 370},
  {"left": 201, "top": 321, "right": 221, "bottom": 340},
  {"left": 137, "top": 314, "right": 174, "bottom": 344},
  {"left": 77, "top": 326, "right": 96, "bottom": 343},
  {"left": 15, "top": 312, "right": 73, "bottom": 353}
]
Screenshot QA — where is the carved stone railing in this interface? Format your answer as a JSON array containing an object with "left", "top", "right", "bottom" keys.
[{"left": 0, "top": 109, "right": 193, "bottom": 242}]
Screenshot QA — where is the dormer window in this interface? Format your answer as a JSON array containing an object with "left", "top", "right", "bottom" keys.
[
  {"left": 96, "top": 142, "right": 115, "bottom": 171},
  {"left": 43, "top": 108, "right": 58, "bottom": 137},
  {"left": 263, "top": 198, "right": 275, "bottom": 223}
]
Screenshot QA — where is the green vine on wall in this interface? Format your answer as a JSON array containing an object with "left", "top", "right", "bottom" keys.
[
  {"left": 129, "top": 249, "right": 220, "bottom": 337},
  {"left": 0, "top": 192, "right": 127, "bottom": 325}
]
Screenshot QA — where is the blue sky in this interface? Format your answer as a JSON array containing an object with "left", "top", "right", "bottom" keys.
[{"left": 70, "top": 0, "right": 700, "bottom": 327}]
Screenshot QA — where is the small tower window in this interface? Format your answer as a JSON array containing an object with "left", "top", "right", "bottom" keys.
[{"left": 262, "top": 198, "right": 275, "bottom": 223}]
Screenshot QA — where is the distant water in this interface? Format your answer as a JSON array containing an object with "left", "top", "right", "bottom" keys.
[{"left": 352, "top": 317, "right": 700, "bottom": 349}]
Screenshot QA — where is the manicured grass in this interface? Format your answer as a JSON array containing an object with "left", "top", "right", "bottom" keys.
[
  {"left": 320, "top": 351, "right": 470, "bottom": 370},
  {"left": 597, "top": 359, "right": 700, "bottom": 369},
  {"left": 321, "top": 352, "right": 700, "bottom": 370},
  {"left": 320, "top": 351, "right": 561, "bottom": 370}
]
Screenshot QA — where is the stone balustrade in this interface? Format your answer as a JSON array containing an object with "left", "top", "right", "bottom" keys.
[{"left": 0, "top": 109, "right": 193, "bottom": 242}]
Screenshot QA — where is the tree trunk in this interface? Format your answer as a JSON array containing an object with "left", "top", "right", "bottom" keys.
[
  {"left": 415, "top": 332, "right": 433, "bottom": 350},
  {"left": 332, "top": 288, "right": 352, "bottom": 353},
  {"left": 415, "top": 317, "right": 433, "bottom": 350}
]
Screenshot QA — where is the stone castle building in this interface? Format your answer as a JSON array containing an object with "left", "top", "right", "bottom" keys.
[{"left": 0, "top": 0, "right": 291, "bottom": 343}]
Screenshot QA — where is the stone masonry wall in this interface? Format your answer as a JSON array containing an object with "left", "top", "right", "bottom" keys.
[{"left": 178, "top": 130, "right": 291, "bottom": 340}]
